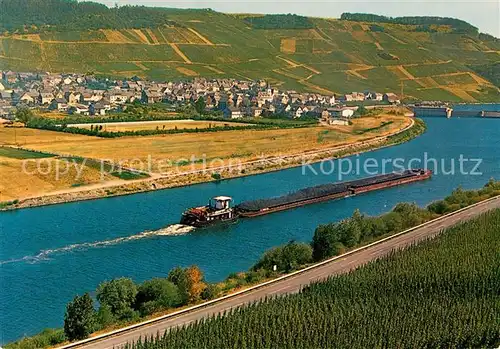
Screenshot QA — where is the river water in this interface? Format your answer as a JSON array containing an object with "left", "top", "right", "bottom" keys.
[{"left": 1, "top": 106, "right": 499, "bottom": 343}]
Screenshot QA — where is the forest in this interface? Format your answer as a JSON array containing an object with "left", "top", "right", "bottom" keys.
[
  {"left": 125, "top": 208, "right": 500, "bottom": 348},
  {"left": 0, "top": 0, "right": 193, "bottom": 32},
  {"left": 244, "top": 14, "right": 314, "bottom": 29},
  {"left": 340, "top": 12, "right": 479, "bottom": 34}
]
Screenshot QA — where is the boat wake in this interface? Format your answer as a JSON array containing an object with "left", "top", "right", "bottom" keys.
[{"left": 0, "top": 224, "right": 195, "bottom": 266}]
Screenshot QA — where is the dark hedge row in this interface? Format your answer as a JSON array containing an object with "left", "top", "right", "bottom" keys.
[
  {"left": 340, "top": 12, "right": 479, "bottom": 34},
  {"left": 0, "top": 0, "right": 211, "bottom": 32},
  {"left": 26, "top": 117, "right": 314, "bottom": 138}
]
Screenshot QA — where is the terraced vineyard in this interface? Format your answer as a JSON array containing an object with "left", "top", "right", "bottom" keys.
[
  {"left": 1, "top": 7, "right": 499, "bottom": 101},
  {"left": 127, "top": 209, "right": 500, "bottom": 349}
]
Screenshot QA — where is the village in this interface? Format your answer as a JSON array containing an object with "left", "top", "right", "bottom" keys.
[{"left": 0, "top": 71, "right": 401, "bottom": 123}]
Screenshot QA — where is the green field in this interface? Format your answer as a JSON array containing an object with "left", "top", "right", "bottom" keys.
[
  {"left": 126, "top": 209, "right": 500, "bottom": 349},
  {"left": 0, "top": 147, "right": 54, "bottom": 159},
  {"left": 1, "top": 8, "right": 499, "bottom": 101}
]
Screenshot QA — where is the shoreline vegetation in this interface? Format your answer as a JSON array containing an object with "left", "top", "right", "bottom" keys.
[
  {"left": 0, "top": 115, "right": 421, "bottom": 211},
  {"left": 6, "top": 181, "right": 500, "bottom": 349},
  {"left": 127, "top": 208, "right": 500, "bottom": 349}
]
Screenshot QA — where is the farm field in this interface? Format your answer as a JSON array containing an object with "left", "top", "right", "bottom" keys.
[
  {"left": 1, "top": 10, "right": 498, "bottom": 101},
  {"left": 1, "top": 115, "right": 411, "bottom": 175},
  {"left": 127, "top": 208, "right": 500, "bottom": 349},
  {"left": 71, "top": 120, "right": 250, "bottom": 132},
  {"left": 0, "top": 146, "right": 54, "bottom": 159},
  {"left": 0, "top": 127, "right": 140, "bottom": 201},
  {"left": 0, "top": 154, "right": 119, "bottom": 201}
]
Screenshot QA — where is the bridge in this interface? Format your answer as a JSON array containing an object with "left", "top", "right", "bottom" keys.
[{"left": 412, "top": 106, "right": 500, "bottom": 118}]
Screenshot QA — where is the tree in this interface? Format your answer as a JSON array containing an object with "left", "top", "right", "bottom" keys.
[
  {"left": 357, "top": 105, "right": 368, "bottom": 116},
  {"left": 336, "top": 218, "right": 362, "bottom": 248},
  {"left": 63, "top": 293, "right": 96, "bottom": 341},
  {"left": 96, "top": 278, "right": 137, "bottom": 319},
  {"left": 185, "top": 265, "right": 206, "bottom": 303},
  {"left": 167, "top": 266, "right": 206, "bottom": 304},
  {"left": 311, "top": 224, "right": 346, "bottom": 261},
  {"left": 201, "top": 284, "right": 220, "bottom": 300},
  {"left": 253, "top": 241, "right": 313, "bottom": 273},
  {"left": 167, "top": 267, "right": 186, "bottom": 285},
  {"left": 15, "top": 107, "right": 34, "bottom": 125},
  {"left": 95, "top": 304, "right": 114, "bottom": 329},
  {"left": 382, "top": 212, "right": 404, "bottom": 234},
  {"left": 194, "top": 96, "right": 206, "bottom": 115},
  {"left": 135, "top": 278, "right": 181, "bottom": 316},
  {"left": 245, "top": 14, "right": 314, "bottom": 29}
]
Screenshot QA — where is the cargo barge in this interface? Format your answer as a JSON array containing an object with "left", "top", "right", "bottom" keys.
[{"left": 180, "top": 169, "right": 431, "bottom": 227}]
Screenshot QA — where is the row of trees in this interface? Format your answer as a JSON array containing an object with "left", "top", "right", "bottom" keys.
[
  {"left": 244, "top": 14, "right": 314, "bottom": 29},
  {"left": 125, "top": 208, "right": 500, "bottom": 348},
  {"left": 247, "top": 180, "right": 500, "bottom": 274},
  {"left": 313, "top": 180, "right": 500, "bottom": 261},
  {"left": 26, "top": 116, "right": 310, "bottom": 138},
  {"left": 64, "top": 266, "right": 208, "bottom": 341},
  {"left": 340, "top": 12, "right": 479, "bottom": 34},
  {"left": 0, "top": 0, "right": 210, "bottom": 32}
]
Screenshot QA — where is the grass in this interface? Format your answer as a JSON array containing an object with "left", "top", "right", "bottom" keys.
[
  {"left": 111, "top": 171, "right": 150, "bottom": 180},
  {"left": 0, "top": 147, "right": 54, "bottom": 159},
  {"left": 63, "top": 156, "right": 151, "bottom": 181},
  {"left": 354, "top": 120, "right": 394, "bottom": 134},
  {"left": 0, "top": 155, "right": 116, "bottom": 201},
  {"left": 1, "top": 12, "right": 498, "bottom": 101},
  {"left": 405, "top": 61, "right": 467, "bottom": 78}
]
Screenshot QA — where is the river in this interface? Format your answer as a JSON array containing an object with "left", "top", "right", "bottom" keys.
[{"left": 1, "top": 108, "right": 499, "bottom": 343}]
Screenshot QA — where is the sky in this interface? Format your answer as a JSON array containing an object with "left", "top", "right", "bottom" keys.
[{"left": 94, "top": 0, "right": 499, "bottom": 37}]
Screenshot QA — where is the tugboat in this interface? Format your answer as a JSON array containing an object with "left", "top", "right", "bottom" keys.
[{"left": 180, "top": 196, "right": 237, "bottom": 228}]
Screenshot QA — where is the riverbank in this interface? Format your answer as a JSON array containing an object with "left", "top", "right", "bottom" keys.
[
  {"left": 7, "top": 183, "right": 499, "bottom": 349},
  {"left": 0, "top": 117, "right": 421, "bottom": 211}
]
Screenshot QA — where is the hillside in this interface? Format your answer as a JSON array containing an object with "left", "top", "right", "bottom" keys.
[{"left": 1, "top": 1, "right": 499, "bottom": 102}]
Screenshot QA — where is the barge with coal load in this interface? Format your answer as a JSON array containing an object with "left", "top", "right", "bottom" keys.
[{"left": 180, "top": 169, "right": 431, "bottom": 227}]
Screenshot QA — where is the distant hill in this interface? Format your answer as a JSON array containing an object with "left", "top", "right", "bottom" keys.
[
  {"left": 1, "top": 0, "right": 499, "bottom": 102},
  {"left": 340, "top": 13, "right": 479, "bottom": 34}
]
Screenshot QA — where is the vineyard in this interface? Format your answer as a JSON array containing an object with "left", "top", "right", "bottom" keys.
[
  {"left": 1, "top": 1, "right": 499, "bottom": 101},
  {"left": 126, "top": 209, "right": 500, "bottom": 349}
]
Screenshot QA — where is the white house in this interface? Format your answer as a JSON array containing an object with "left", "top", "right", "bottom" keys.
[
  {"left": 20, "top": 92, "right": 37, "bottom": 105},
  {"left": 294, "top": 107, "right": 304, "bottom": 119},
  {"left": 329, "top": 95, "right": 336, "bottom": 106},
  {"left": 330, "top": 107, "right": 354, "bottom": 118},
  {"left": 384, "top": 93, "right": 400, "bottom": 104},
  {"left": 74, "top": 104, "right": 90, "bottom": 115},
  {"left": 39, "top": 92, "right": 55, "bottom": 105},
  {"left": 228, "top": 107, "right": 243, "bottom": 119}
]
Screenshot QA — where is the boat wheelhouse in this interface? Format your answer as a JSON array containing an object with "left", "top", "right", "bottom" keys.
[{"left": 180, "top": 196, "right": 237, "bottom": 227}]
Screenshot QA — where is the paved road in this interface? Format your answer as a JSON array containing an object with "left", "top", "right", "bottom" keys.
[{"left": 76, "top": 196, "right": 500, "bottom": 349}]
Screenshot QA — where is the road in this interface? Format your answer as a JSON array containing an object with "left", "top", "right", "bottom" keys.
[{"left": 68, "top": 196, "right": 500, "bottom": 349}]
